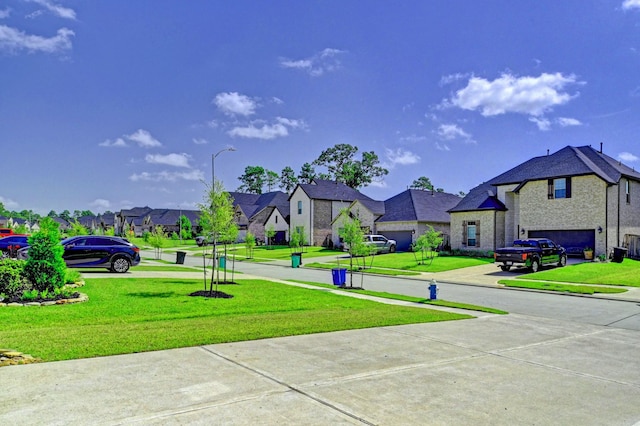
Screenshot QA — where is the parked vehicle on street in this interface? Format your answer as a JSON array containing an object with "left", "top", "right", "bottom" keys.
[
  {"left": 0, "top": 235, "right": 29, "bottom": 258},
  {"left": 494, "top": 238, "right": 567, "bottom": 272},
  {"left": 345, "top": 234, "right": 397, "bottom": 254},
  {"left": 195, "top": 236, "right": 214, "bottom": 246},
  {"left": 18, "top": 235, "right": 141, "bottom": 273},
  {"left": 0, "top": 228, "right": 15, "bottom": 238}
]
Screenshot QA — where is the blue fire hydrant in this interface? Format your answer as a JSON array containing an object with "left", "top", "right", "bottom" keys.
[{"left": 429, "top": 279, "right": 438, "bottom": 300}]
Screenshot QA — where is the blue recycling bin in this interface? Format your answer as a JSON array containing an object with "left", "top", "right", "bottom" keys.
[{"left": 332, "top": 268, "right": 347, "bottom": 286}]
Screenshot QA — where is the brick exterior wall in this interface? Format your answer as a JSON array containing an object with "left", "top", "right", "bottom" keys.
[
  {"left": 313, "top": 199, "right": 333, "bottom": 246},
  {"left": 452, "top": 175, "right": 640, "bottom": 257}
]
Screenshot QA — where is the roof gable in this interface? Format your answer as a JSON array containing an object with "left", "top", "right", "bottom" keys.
[
  {"left": 379, "top": 189, "right": 461, "bottom": 222},
  {"left": 292, "top": 179, "right": 374, "bottom": 203}
]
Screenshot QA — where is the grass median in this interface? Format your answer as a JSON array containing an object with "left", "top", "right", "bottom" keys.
[{"left": 0, "top": 277, "right": 472, "bottom": 362}]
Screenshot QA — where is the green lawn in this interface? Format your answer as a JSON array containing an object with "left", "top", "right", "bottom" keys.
[
  {"left": 518, "top": 259, "right": 640, "bottom": 287},
  {"left": 0, "top": 277, "right": 471, "bottom": 362},
  {"left": 305, "top": 262, "right": 421, "bottom": 276},
  {"left": 307, "top": 252, "right": 493, "bottom": 274}
]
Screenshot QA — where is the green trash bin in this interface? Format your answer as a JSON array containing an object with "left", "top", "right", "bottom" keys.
[
  {"left": 219, "top": 255, "right": 226, "bottom": 269},
  {"left": 291, "top": 252, "right": 302, "bottom": 268},
  {"left": 176, "top": 251, "right": 186, "bottom": 264}
]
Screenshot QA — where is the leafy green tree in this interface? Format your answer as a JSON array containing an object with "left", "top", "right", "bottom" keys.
[
  {"left": 59, "top": 210, "right": 71, "bottom": 222},
  {"left": 266, "top": 170, "right": 279, "bottom": 192},
  {"left": 237, "top": 165, "right": 266, "bottom": 194},
  {"left": 23, "top": 217, "right": 66, "bottom": 293},
  {"left": 280, "top": 166, "right": 298, "bottom": 193},
  {"left": 265, "top": 224, "right": 276, "bottom": 248},
  {"left": 412, "top": 226, "right": 444, "bottom": 266},
  {"left": 338, "top": 209, "right": 373, "bottom": 288},
  {"left": 298, "top": 163, "right": 316, "bottom": 184},
  {"left": 244, "top": 232, "right": 256, "bottom": 259},
  {"left": 198, "top": 179, "right": 238, "bottom": 295},
  {"left": 178, "top": 214, "right": 192, "bottom": 240},
  {"left": 410, "top": 176, "right": 434, "bottom": 191},
  {"left": 67, "top": 219, "right": 89, "bottom": 236},
  {"left": 313, "top": 144, "right": 388, "bottom": 189},
  {"left": 148, "top": 225, "right": 166, "bottom": 260},
  {"left": 0, "top": 202, "right": 7, "bottom": 216},
  {"left": 289, "top": 226, "right": 307, "bottom": 253},
  {"left": 47, "top": 210, "right": 57, "bottom": 218}
]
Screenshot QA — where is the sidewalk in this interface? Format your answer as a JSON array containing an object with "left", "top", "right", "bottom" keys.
[{"left": 2, "top": 252, "right": 640, "bottom": 424}]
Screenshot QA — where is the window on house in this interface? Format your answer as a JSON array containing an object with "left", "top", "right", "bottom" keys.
[
  {"left": 297, "top": 201, "right": 302, "bottom": 214},
  {"left": 626, "top": 179, "right": 630, "bottom": 204},
  {"left": 467, "top": 223, "right": 477, "bottom": 247},
  {"left": 548, "top": 177, "right": 572, "bottom": 199},
  {"left": 275, "top": 216, "right": 278, "bottom": 224},
  {"left": 463, "top": 221, "right": 479, "bottom": 247}
]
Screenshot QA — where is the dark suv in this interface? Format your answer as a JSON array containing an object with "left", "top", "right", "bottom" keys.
[{"left": 18, "top": 235, "right": 141, "bottom": 273}]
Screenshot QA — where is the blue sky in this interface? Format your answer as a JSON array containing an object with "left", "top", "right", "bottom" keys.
[{"left": 2, "top": 0, "right": 640, "bottom": 215}]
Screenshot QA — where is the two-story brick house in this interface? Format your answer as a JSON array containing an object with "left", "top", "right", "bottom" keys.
[
  {"left": 289, "top": 179, "right": 374, "bottom": 247},
  {"left": 448, "top": 145, "right": 640, "bottom": 257}
]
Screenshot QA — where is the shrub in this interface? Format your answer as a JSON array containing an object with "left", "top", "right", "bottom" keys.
[
  {"left": 23, "top": 217, "right": 67, "bottom": 293},
  {"left": 171, "top": 232, "right": 179, "bottom": 240},
  {"left": 142, "top": 230, "right": 151, "bottom": 242},
  {"left": 0, "top": 259, "right": 28, "bottom": 299}
]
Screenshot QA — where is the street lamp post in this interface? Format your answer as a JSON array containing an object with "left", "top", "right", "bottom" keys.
[
  {"left": 212, "top": 146, "right": 236, "bottom": 189},
  {"left": 210, "top": 146, "right": 236, "bottom": 280}
]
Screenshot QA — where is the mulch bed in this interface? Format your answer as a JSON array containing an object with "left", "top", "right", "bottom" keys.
[{"left": 189, "top": 290, "right": 234, "bottom": 299}]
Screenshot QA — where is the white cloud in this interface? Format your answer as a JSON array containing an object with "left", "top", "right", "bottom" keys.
[
  {"left": 436, "top": 124, "right": 476, "bottom": 143},
  {"left": 126, "top": 129, "right": 162, "bottom": 148},
  {"left": 449, "top": 72, "right": 580, "bottom": 117},
  {"left": 439, "top": 72, "right": 470, "bottom": 86},
  {"left": 213, "top": 92, "right": 257, "bottom": 117},
  {"left": 435, "top": 142, "right": 451, "bottom": 151},
  {"left": 99, "top": 138, "right": 127, "bottom": 147},
  {"left": 0, "top": 195, "right": 19, "bottom": 209},
  {"left": 0, "top": 25, "right": 73, "bottom": 53},
  {"left": 556, "top": 117, "right": 582, "bottom": 127},
  {"left": 385, "top": 148, "right": 420, "bottom": 167},
  {"left": 622, "top": 0, "right": 640, "bottom": 11},
  {"left": 90, "top": 199, "right": 111, "bottom": 210},
  {"left": 192, "top": 138, "right": 208, "bottom": 145},
  {"left": 272, "top": 97, "right": 284, "bottom": 105},
  {"left": 129, "top": 170, "right": 204, "bottom": 182},
  {"left": 227, "top": 117, "right": 305, "bottom": 140},
  {"left": 618, "top": 152, "right": 639, "bottom": 162},
  {"left": 368, "top": 180, "right": 388, "bottom": 189},
  {"left": 280, "top": 48, "right": 346, "bottom": 77},
  {"left": 145, "top": 153, "right": 192, "bottom": 168},
  {"left": 27, "top": 0, "right": 76, "bottom": 20},
  {"left": 275, "top": 116, "right": 307, "bottom": 129},
  {"left": 0, "top": 8, "right": 10, "bottom": 19},
  {"left": 228, "top": 122, "right": 288, "bottom": 140},
  {"left": 529, "top": 116, "right": 551, "bottom": 131}
]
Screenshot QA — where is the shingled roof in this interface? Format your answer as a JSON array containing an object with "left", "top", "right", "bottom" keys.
[
  {"left": 378, "top": 189, "right": 462, "bottom": 223},
  {"left": 449, "top": 145, "right": 640, "bottom": 213},
  {"left": 229, "top": 191, "right": 290, "bottom": 220},
  {"left": 292, "top": 179, "right": 374, "bottom": 203}
]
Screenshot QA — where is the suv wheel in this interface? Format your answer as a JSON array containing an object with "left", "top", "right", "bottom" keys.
[
  {"left": 389, "top": 245, "right": 396, "bottom": 253},
  {"left": 111, "top": 257, "right": 131, "bottom": 273},
  {"left": 558, "top": 254, "right": 567, "bottom": 267}
]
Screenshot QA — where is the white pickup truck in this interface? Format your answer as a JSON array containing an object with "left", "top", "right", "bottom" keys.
[{"left": 344, "top": 234, "right": 397, "bottom": 254}]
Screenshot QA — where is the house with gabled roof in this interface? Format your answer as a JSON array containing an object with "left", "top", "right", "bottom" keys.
[
  {"left": 331, "top": 189, "right": 461, "bottom": 251},
  {"left": 228, "top": 191, "right": 290, "bottom": 243},
  {"left": 448, "top": 145, "right": 640, "bottom": 257},
  {"left": 289, "top": 179, "right": 374, "bottom": 247}
]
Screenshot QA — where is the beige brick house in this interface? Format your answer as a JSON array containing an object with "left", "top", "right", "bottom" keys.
[{"left": 448, "top": 145, "right": 640, "bottom": 258}]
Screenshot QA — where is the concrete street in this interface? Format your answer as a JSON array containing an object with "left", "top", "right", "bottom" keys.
[{"left": 1, "top": 250, "right": 639, "bottom": 425}]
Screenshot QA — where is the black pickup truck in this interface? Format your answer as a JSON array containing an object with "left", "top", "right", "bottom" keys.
[{"left": 494, "top": 238, "right": 567, "bottom": 272}]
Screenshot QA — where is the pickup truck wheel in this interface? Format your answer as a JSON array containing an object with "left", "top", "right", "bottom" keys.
[
  {"left": 530, "top": 259, "right": 540, "bottom": 273},
  {"left": 558, "top": 254, "right": 567, "bottom": 267},
  {"left": 500, "top": 265, "right": 511, "bottom": 272}
]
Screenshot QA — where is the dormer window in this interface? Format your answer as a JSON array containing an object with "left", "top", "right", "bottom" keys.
[{"left": 548, "top": 178, "right": 571, "bottom": 199}]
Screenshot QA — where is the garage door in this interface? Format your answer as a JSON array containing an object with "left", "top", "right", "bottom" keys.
[
  {"left": 380, "top": 231, "right": 413, "bottom": 252},
  {"left": 528, "top": 229, "right": 595, "bottom": 257}
]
